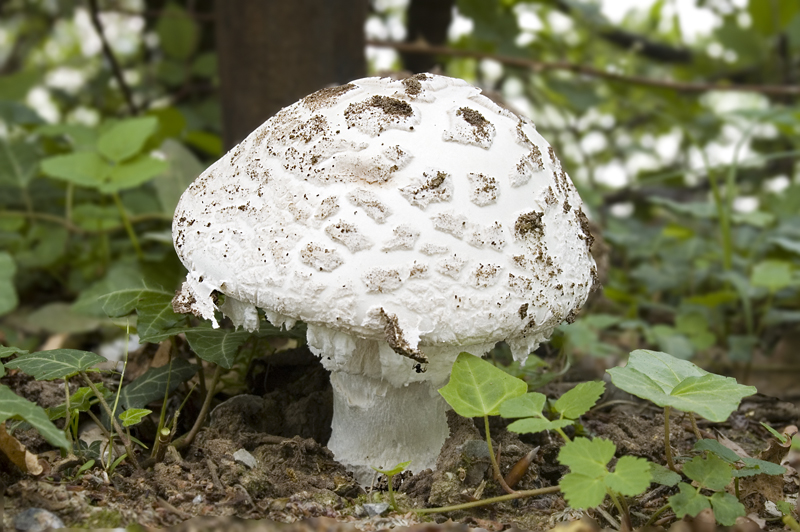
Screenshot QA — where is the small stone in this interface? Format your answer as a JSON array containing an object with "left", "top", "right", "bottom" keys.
[
  {"left": 459, "top": 439, "right": 490, "bottom": 459},
  {"left": 363, "top": 502, "right": 390, "bottom": 517},
  {"left": 233, "top": 449, "right": 257, "bottom": 469},
  {"left": 15, "top": 508, "right": 65, "bottom": 531},
  {"left": 192, "top": 494, "right": 204, "bottom": 504}
]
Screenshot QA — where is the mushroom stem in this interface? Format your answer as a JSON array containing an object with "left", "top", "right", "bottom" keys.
[{"left": 327, "top": 370, "right": 450, "bottom": 485}]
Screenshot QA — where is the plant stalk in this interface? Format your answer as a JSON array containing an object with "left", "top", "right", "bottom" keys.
[
  {"left": 484, "top": 415, "right": 515, "bottom": 494},
  {"left": 173, "top": 364, "right": 223, "bottom": 450},
  {"left": 414, "top": 485, "right": 561, "bottom": 514},
  {"left": 644, "top": 503, "right": 672, "bottom": 528},
  {"left": 664, "top": 406, "right": 676, "bottom": 472},
  {"left": 80, "top": 372, "right": 141, "bottom": 471},
  {"left": 688, "top": 412, "right": 702, "bottom": 441},
  {"left": 111, "top": 192, "right": 143, "bottom": 259}
]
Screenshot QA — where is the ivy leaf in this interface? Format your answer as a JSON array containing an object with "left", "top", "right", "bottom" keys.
[
  {"left": 156, "top": 3, "right": 199, "bottom": 60},
  {"left": 119, "top": 408, "right": 152, "bottom": 427},
  {"left": 734, "top": 457, "right": 786, "bottom": 477},
  {"left": 0, "top": 347, "right": 29, "bottom": 358},
  {"left": 709, "top": 492, "right": 746, "bottom": 526},
  {"left": 184, "top": 327, "right": 252, "bottom": 369},
  {"left": 96, "top": 116, "right": 159, "bottom": 163},
  {"left": 669, "top": 483, "right": 710, "bottom": 519},
  {"left": 119, "top": 358, "right": 197, "bottom": 411},
  {"left": 499, "top": 392, "right": 546, "bottom": 418},
  {"left": 0, "top": 138, "right": 39, "bottom": 188},
  {"left": 607, "top": 350, "right": 756, "bottom": 421},
  {"left": 554, "top": 381, "right": 605, "bottom": 419},
  {"left": 605, "top": 456, "right": 652, "bottom": 496},
  {"left": 649, "top": 462, "right": 681, "bottom": 487},
  {"left": 438, "top": 352, "right": 527, "bottom": 417},
  {"left": 750, "top": 260, "right": 793, "bottom": 293},
  {"left": 0, "top": 385, "right": 70, "bottom": 451},
  {"left": 693, "top": 439, "right": 741, "bottom": 463},
  {"left": 47, "top": 384, "right": 110, "bottom": 420},
  {"left": 683, "top": 454, "right": 733, "bottom": 491},
  {"left": 558, "top": 437, "right": 616, "bottom": 479},
  {"left": 4, "top": 350, "right": 106, "bottom": 380}
]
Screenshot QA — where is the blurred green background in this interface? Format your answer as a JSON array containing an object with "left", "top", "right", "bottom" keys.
[{"left": 0, "top": 0, "right": 798, "bottom": 395}]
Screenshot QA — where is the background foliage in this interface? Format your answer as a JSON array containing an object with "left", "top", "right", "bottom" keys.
[{"left": 0, "top": 0, "right": 799, "bottom": 380}]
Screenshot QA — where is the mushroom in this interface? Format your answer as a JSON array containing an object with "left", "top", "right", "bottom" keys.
[{"left": 172, "top": 74, "right": 597, "bottom": 483}]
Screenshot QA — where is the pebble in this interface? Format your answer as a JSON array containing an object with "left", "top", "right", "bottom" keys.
[
  {"left": 363, "top": 502, "right": 389, "bottom": 517},
  {"left": 15, "top": 508, "right": 64, "bottom": 531},
  {"left": 233, "top": 449, "right": 257, "bottom": 469}
]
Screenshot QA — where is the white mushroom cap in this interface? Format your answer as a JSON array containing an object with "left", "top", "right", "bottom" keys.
[
  {"left": 173, "top": 74, "right": 596, "bottom": 365},
  {"left": 172, "top": 74, "right": 597, "bottom": 479}
]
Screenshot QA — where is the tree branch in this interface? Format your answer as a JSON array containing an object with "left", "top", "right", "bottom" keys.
[
  {"left": 366, "top": 40, "right": 800, "bottom": 96},
  {"left": 87, "top": 0, "right": 138, "bottom": 115}
]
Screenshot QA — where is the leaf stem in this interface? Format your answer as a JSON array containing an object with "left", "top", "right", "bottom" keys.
[
  {"left": 688, "top": 412, "right": 702, "bottom": 441},
  {"left": 484, "top": 415, "right": 515, "bottom": 494},
  {"left": 80, "top": 372, "right": 141, "bottom": 471},
  {"left": 644, "top": 502, "right": 672, "bottom": 528},
  {"left": 111, "top": 192, "right": 143, "bottom": 259},
  {"left": 664, "top": 406, "right": 676, "bottom": 472},
  {"left": 414, "top": 485, "right": 561, "bottom": 514},
  {"left": 387, "top": 474, "right": 398, "bottom": 512},
  {"left": 173, "top": 364, "right": 222, "bottom": 450}
]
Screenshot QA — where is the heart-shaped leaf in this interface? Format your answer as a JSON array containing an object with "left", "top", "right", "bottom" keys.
[
  {"left": 185, "top": 327, "right": 252, "bottom": 369},
  {"left": 438, "top": 352, "right": 527, "bottom": 418},
  {"left": 0, "top": 385, "right": 70, "bottom": 451},
  {"left": 607, "top": 350, "right": 756, "bottom": 421},
  {"left": 554, "top": 381, "right": 605, "bottom": 419},
  {"left": 4, "top": 349, "right": 106, "bottom": 380},
  {"left": 97, "top": 116, "right": 159, "bottom": 163}
]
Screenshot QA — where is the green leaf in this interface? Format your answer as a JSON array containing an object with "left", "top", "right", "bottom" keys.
[
  {"left": 156, "top": 3, "right": 199, "bottom": 60},
  {"left": 0, "top": 385, "right": 70, "bottom": 451},
  {"left": 119, "top": 408, "right": 152, "bottom": 427},
  {"left": 605, "top": 455, "right": 652, "bottom": 496},
  {"left": 751, "top": 260, "right": 793, "bottom": 293},
  {"left": 649, "top": 462, "right": 681, "bottom": 487},
  {"left": 709, "top": 491, "right": 746, "bottom": 526},
  {"left": 554, "top": 381, "right": 605, "bottom": 419},
  {"left": 694, "top": 439, "right": 741, "bottom": 463},
  {"left": 97, "top": 117, "right": 159, "bottom": 163},
  {"left": 72, "top": 204, "right": 121, "bottom": 231},
  {"left": 0, "top": 252, "right": 18, "bottom": 316},
  {"left": 40, "top": 151, "right": 112, "bottom": 189},
  {"left": 0, "top": 138, "right": 39, "bottom": 188},
  {"left": 151, "top": 139, "right": 204, "bottom": 214},
  {"left": 100, "top": 155, "right": 168, "bottom": 193},
  {"left": 184, "top": 328, "right": 252, "bottom": 369},
  {"left": 134, "top": 292, "right": 188, "bottom": 343},
  {"left": 507, "top": 417, "right": 573, "bottom": 435},
  {"left": 4, "top": 350, "right": 106, "bottom": 380},
  {"left": 558, "top": 437, "right": 616, "bottom": 479},
  {"left": 499, "top": 392, "right": 546, "bottom": 419},
  {"left": 606, "top": 350, "right": 756, "bottom": 421},
  {"left": 438, "top": 352, "right": 527, "bottom": 417},
  {"left": 25, "top": 302, "right": 103, "bottom": 334},
  {"left": 669, "top": 482, "right": 710, "bottom": 519},
  {"left": 0, "top": 347, "right": 29, "bottom": 358},
  {"left": 372, "top": 460, "right": 411, "bottom": 476},
  {"left": 559, "top": 472, "right": 607, "bottom": 509},
  {"left": 119, "top": 358, "right": 197, "bottom": 411},
  {"left": 47, "top": 385, "right": 108, "bottom": 420},
  {"left": 736, "top": 457, "right": 786, "bottom": 477},
  {"left": 683, "top": 454, "right": 732, "bottom": 491},
  {"left": 761, "top": 422, "right": 788, "bottom": 444}
]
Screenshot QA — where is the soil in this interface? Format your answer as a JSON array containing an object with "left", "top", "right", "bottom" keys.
[{"left": 2, "top": 346, "right": 800, "bottom": 532}]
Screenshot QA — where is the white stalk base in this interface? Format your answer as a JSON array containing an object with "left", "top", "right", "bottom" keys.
[{"left": 326, "top": 371, "right": 449, "bottom": 486}]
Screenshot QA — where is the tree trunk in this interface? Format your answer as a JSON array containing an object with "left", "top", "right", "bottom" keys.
[
  {"left": 215, "top": 0, "right": 368, "bottom": 148},
  {"left": 401, "top": 0, "right": 454, "bottom": 74}
]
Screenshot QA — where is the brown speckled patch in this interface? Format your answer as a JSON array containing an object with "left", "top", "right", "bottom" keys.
[
  {"left": 302, "top": 83, "right": 356, "bottom": 111},
  {"left": 518, "top": 303, "right": 529, "bottom": 320},
  {"left": 314, "top": 196, "right": 339, "bottom": 219},
  {"left": 380, "top": 308, "right": 428, "bottom": 371},
  {"left": 299, "top": 243, "right": 343, "bottom": 272},
  {"left": 402, "top": 74, "right": 429, "bottom": 97},
  {"left": 514, "top": 211, "right": 545, "bottom": 239},
  {"left": 467, "top": 173, "right": 498, "bottom": 206},
  {"left": 457, "top": 108, "right": 491, "bottom": 142},
  {"left": 469, "top": 263, "right": 501, "bottom": 289},
  {"left": 576, "top": 208, "right": 595, "bottom": 251},
  {"left": 362, "top": 267, "right": 403, "bottom": 292},
  {"left": 399, "top": 171, "right": 452, "bottom": 208},
  {"left": 347, "top": 189, "right": 391, "bottom": 223},
  {"left": 325, "top": 221, "right": 371, "bottom": 252}
]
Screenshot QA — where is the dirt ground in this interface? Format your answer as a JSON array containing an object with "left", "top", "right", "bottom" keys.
[{"left": 2, "top": 346, "right": 800, "bottom": 532}]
